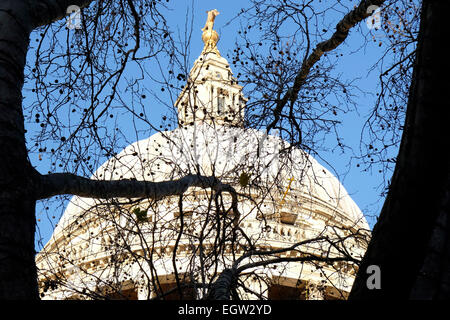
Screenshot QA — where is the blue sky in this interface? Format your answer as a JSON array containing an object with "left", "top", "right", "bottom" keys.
[{"left": 31, "top": 0, "right": 399, "bottom": 249}]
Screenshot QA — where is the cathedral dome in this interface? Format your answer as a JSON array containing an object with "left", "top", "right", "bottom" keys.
[
  {"left": 55, "top": 123, "right": 368, "bottom": 235},
  {"left": 37, "top": 11, "right": 369, "bottom": 300}
]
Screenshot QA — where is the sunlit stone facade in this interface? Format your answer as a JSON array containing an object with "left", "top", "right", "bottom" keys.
[{"left": 36, "top": 11, "right": 370, "bottom": 300}]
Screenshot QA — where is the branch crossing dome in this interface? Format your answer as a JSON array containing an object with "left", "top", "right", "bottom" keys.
[{"left": 175, "top": 9, "right": 247, "bottom": 127}]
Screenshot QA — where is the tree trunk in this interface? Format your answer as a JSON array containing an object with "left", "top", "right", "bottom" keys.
[
  {"left": 207, "top": 269, "right": 235, "bottom": 300},
  {"left": 0, "top": 0, "right": 38, "bottom": 299},
  {"left": 349, "top": 0, "right": 450, "bottom": 300}
]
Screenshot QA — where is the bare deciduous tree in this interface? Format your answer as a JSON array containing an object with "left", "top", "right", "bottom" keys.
[{"left": 3, "top": 0, "right": 442, "bottom": 301}]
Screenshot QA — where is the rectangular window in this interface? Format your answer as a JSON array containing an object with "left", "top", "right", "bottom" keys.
[{"left": 217, "top": 96, "right": 224, "bottom": 114}]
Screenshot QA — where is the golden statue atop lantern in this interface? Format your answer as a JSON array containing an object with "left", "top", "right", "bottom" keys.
[{"left": 201, "top": 9, "right": 220, "bottom": 56}]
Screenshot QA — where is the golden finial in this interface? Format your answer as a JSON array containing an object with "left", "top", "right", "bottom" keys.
[{"left": 201, "top": 9, "right": 220, "bottom": 56}]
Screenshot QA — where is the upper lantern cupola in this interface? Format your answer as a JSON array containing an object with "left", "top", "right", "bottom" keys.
[{"left": 175, "top": 9, "right": 247, "bottom": 127}]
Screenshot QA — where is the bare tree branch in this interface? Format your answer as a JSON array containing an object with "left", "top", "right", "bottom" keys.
[
  {"left": 37, "top": 173, "right": 238, "bottom": 206},
  {"left": 267, "top": 0, "right": 386, "bottom": 132}
]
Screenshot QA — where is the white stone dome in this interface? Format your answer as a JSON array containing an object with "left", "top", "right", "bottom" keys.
[
  {"left": 54, "top": 123, "right": 368, "bottom": 236},
  {"left": 39, "top": 122, "right": 369, "bottom": 300},
  {"left": 37, "top": 23, "right": 369, "bottom": 299}
]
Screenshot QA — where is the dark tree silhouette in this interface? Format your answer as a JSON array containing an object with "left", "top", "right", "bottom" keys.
[{"left": 350, "top": 0, "right": 450, "bottom": 300}]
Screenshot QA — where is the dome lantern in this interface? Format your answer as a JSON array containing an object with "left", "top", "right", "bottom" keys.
[{"left": 175, "top": 9, "right": 247, "bottom": 128}]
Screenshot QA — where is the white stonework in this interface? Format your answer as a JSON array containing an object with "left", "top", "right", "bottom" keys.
[
  {"left": 175, "top": 52, "right": 246, "bottom": 127},
  {"left": 36, "top": 19, "right": 370, "bottom": 300}
]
